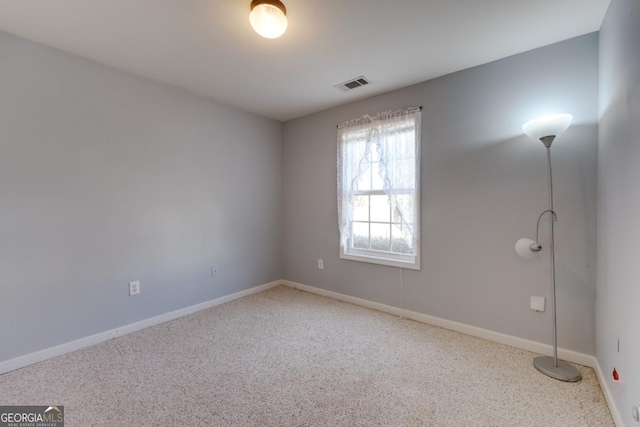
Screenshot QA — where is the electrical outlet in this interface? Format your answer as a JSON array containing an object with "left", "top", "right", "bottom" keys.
[
  {"left": 632, "top": 405, "right": 639, "bottom": 423},
  {"left": 530, "top": 296, "right": 545, "bottom": 312},
  {"left": 318, "top": 259, "right": 324, "bottom": 269},
  {"left": 211, "top": 267, "right": 218, "bottom": 278},
  {"left": 129, "top": 281, "right": 140, "bottom": 296}
]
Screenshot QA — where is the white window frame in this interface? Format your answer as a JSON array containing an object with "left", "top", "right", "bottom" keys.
[{"left": 338, "top": 109, "right": 421, "bottom": 270}]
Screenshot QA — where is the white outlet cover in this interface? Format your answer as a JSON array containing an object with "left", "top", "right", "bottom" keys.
[
  {"left": 318, "top": 259, "right": 324, "bottom": 269},
  {"left": 129, "top": 281, "right": 140, "bottom": 296},
  {"left": 531, "top": 296, "right": 545, "bottom": 312},
  {"left": 632, "top": 405, "right": 639, "bottom": 423}
]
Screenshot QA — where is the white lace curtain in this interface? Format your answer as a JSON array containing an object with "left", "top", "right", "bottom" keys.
[{"left": 337, "top": 107, "right": 421, "bottom": 252}]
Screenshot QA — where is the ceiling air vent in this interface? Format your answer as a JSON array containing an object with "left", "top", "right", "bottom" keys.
[{"left": 334, "top": 76, "right": 372, "bottom": 93}]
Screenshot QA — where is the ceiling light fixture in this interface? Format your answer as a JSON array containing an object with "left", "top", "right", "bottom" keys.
[{"left": 249, "top": 0, "right": 288, "bottom": 39}]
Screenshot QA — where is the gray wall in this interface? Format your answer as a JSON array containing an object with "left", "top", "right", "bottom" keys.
[
  {"left": 0, "top": 31, "right": 282, "bottom": 362},
  {"left": 597, "top": 0, "right": 640, "bottom": 424},
  {"left": 283, "top": 34, "right": 599, "bottom": 355}
]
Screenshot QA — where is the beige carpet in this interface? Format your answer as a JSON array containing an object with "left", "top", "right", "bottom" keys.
[{"left": 0, "top": 286, "right": 612, "bottom": 426}]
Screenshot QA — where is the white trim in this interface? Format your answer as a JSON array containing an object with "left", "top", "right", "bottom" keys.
[
  {"left": 282, "top": 280, "right": 594, "bottom": 367},
  {"left": 1, "top": 278, "right": 622, "bottom": 426},
  {"left": 593, "top": 357, "right": 625, "bottom": 427},
  {"left": 0, "top": 280, "right": 281, "bottom": 375},
  {"left": 339, "top": 251, "right": 420, "bottom": 270},
  {"left": 282, "top": 280, "right": 626, "bottom": 422}
]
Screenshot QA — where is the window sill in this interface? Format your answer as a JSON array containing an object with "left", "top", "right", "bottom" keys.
[{"left": 339, "top": 252, "right": 420, "bottom": 270}]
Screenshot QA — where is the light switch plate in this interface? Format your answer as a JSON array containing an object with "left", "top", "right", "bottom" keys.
[{"left": 531, "top": 296, "right": 545, "bottom": 312}]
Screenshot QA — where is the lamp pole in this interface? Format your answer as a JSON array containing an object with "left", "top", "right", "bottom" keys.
[
  {"left": 542, "top": 138, "right": 558, "bottom": 367},
  {"left": 531, "top": 135, "right": 581, "bottom": 382},
  {"left": 518, "top": 114, "right": 581, "bottom": 381}
]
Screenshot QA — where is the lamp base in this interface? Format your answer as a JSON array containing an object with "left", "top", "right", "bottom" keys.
[{"left": 533, "top": 356, "right": 582, "bottom": 382}]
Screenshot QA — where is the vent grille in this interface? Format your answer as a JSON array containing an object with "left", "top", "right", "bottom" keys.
[{"left": 335, "top": 76, "right": 372, "bottom": 92}]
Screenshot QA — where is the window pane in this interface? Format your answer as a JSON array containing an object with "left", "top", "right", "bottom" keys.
[
  {"left": 394, "top": 132, "right": 415, "bottom": 160},
  {"left": 370, "top": 223, "right": 391, "bottom": 251},
  {"left": 392, "top": 194, "right": 415, "bottom": 225},
  {"left": 370, "top": 195, "right": 390, "bottom": 222},
  {"left": 349, "top": 138, "right": 368, "bottom": 160},
  {"left": 352, "top": 222, "right": 369, "bottom": 249},
  {"left": 352, "top": 196, "right": 369, "bottom": 221},
  {"left": 371, "top": 143, "right": 381, "bottom": 162},
  {"left": 392, "top": 223, "right": 414, "bottom": 254},
  {"left": 355, "top": 163, "right": 372, "bottom": 191},
  {"left": 371, "top": 162, "right": 384, "bottom": 190},
  {"left": 338, "top": 111, "right": 420, "bottom": 269},
  {"left": 393, "top": 158, "right": 415, "bottom": 189}
]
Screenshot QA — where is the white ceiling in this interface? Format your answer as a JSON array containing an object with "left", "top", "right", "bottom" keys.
[{"left": 0, "top": 0, "right": 610, "bottom": 122}]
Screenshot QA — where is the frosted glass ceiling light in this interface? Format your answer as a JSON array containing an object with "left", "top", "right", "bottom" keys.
[
  {"left": 250, "top": 0, "right": 288, "bottom": 39},
  {"left": 516, "top": 113, "right": 581, "bottom": 382}
]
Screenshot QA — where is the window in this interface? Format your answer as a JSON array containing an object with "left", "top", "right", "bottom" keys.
[{"left": 337, "top": 107, "right": 421, "bottom": 270}]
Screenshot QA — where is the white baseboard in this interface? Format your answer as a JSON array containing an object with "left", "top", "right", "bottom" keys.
[
  {"left": 282, "top": 280, "right": 624, "bottom": 427},
  {"left": 282, "top": 280, "right": 628, "bottom": 424},
  {"left": 593, "top": 358, "right": 624, "bottom": 427},
  {"left": 281, "top": 280, "right": 595, "bottom": 367},
  {"left": 0, "top": 280, "right": 281, "bottom": 375},
  {"left": 2, "top": 278, "right": 622, "bottom": 426}
]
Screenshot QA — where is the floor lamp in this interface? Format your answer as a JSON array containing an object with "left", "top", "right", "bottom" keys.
[{"left": 515, "top": 113, "right": 582, "bottom": 382}]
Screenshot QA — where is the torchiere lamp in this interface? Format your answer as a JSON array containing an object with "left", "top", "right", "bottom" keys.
[{"left": 515, "top": 113, "right": 582, "bottom": 382}]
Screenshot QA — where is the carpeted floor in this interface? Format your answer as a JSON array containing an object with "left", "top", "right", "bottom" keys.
[{"left": 0, "top": 286, "right": 613, "bottom": 426}]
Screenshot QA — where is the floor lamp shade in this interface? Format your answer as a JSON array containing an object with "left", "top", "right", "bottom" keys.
[
  {"left": 522, "top": 114, "right": 573, "bottom": 140},
  {"left": 515, "top": 238, "right": 538, "bottom": 258}
]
